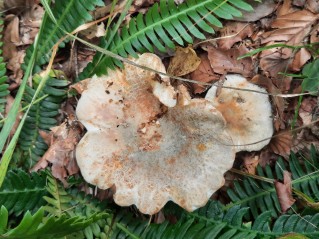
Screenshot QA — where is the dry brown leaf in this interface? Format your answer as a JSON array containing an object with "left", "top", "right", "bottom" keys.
[
  {"left": 31, "top": 122, "right": 81, "bottom": 185},
  {"left": 234, "top": 0, "right": 277, "bottom": 22},
  {"left": 306, "top": 0, "right": 319, "bottom": 13},
  {"left": 293, "top": 0, "right": 306, "bottom": 7},
  {"left": 189, "top": 53, "right": 219, "bottom": 94},
  {"left": 207, "top": 45, "right": 254, "bottom": 77},
  {"left": 290, "top": 48, "right": 311, "bottom": 72},
  {"left": 217, "top": 22, "right": 254, "bottom": 50},
  {"left": 274, "top": 171, "right": 296, "bottom": 213},
  {"left": 259, "top": 45, "right": 292, "bottom": 78},
  {"left": 168, "top": 46, "right": 201, "bottom": 76},
  {"left": 251, "top": 74, "right": 286, "bottom": 130},
  {"left": 277, "top": 0, "right": 294, "bottom": 16},
  {"left": 268, "top": 131, "right": 293, "bottom": 156},
  {"left": 261, "top": 9, "right": 319, "bottom": 45},
  {"left": 299, "top": 97, "right": 317, "bottom": 125},
  {"left": 242, "top": 154, "right": 259, "bottom": 175}
]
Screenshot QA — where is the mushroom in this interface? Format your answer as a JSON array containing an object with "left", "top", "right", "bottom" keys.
[
  {"left": 75, "top": 53, "right": 236, "bottom": 214},
  {"left": 205, "top": 74, "right": 273, "bottom": 152}
]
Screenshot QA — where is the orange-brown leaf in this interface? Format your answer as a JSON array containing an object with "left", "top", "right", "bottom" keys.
[
  {"left": 274, "top": 171, "right": 296, "bottom": 213},
  {"left": 206, "top": 45, "right": 254, "bottom": 77},
  {"left": 189, "top": 53, "right": 219, "bottom": 94},
  {"left": 168, "top": 46, "right": 201, "bottom": 77}
]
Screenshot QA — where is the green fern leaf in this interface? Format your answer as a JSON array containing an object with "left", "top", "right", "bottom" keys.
[
  {"left": 0, "top": 169, "right": 47, "bottom": 216},
  {"left": 0, "top": 206, "right": 108, "bottom": 239},
  {"left": 227, "top": 146, "right": 319, "bottom": 219},
  {"left": 79, "top": 0, "right": 253, "bottom": 80},
  {"left": 0, "top": 17, "right": 10, "bottom": 128},
  {"left": 23, "top": 0, "right": 104, "bottom": 69},
  {"left": 43, "top": 175, "right": 113, "bottom": 239},
  {"left": 112, "top": 201, "right": 319, "bottom": 239},
  {"left": 15, "top": 75, "right": 68, "bottom": 168}
]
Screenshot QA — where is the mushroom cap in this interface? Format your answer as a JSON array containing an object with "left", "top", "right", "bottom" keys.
[
  {"left": 76, "top": 54, "right": 236, "bottom": 214},
  {"left": 205, "top": 74, "right": 274, "bottom": 152}
]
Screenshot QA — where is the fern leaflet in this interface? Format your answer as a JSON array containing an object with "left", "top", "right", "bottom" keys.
[
  {"left": 0, "top": 169, "right": 47, "bottom": 216},
  {"left": 79, "top": 0, "right": 253, "bottom": 80}
]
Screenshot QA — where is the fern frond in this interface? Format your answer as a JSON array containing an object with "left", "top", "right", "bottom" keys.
[
  {"left": 0, "top": 206, "right": 107, "bottom": 239},
  {"left": 0, "top": 17, "right": 10, "bottom": 127},
  {"left": 44, "top": 175, "right": 113, "bottom": 239},
  {"left": 79, "top": 0, "right": 253, "bottom": 79},
  {"left": 23, "top": 0, "right": 104, "bottom": 69},
  {"left": 112, "top": 201, "right": 319, "bottom": 239},
  {"left": 16, "top": 76, "right": 68, "bottom": 168},
  {"left": 0, "top": 169, "right": 47, "bottom": 216},
  {"left": 227, "top": 146, "right": 319, "bottom": 219}
]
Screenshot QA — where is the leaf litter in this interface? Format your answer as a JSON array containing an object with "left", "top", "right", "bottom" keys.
[{"left": 3, "top": 0, "right": 319, "bottom": 220}]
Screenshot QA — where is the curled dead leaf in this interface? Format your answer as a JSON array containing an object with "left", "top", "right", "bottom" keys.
[
  {"left": 31, "top": 122, "right": 81, "bottom": 185},
  {"left": 189, "top": 53, "right": 219, "bottom": 94},
  {"left": 274, "top": 170, "right": 296, "bottom": 213},
  {"left": 217, "top": 22, "right": 254, "bottom": 49},
  {"left": 269, "top": 131, "right": 293, "bottom": 156},
  {"left": 206, "top": 45, "right": 254, "bottom": 77},
  {"left": 168, "top": 46, "right": 201, "bottom": 77}
]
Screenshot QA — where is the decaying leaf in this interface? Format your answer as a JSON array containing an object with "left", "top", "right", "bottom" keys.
[
  {"left": 189, "top": 53, "right": 219, "bottom": 94},
  {"left": 260, "top": 9, "right": 318, "bottom": 46},
  {"left": 268, "top": 131, "right": 293, "bottom": 156},
  {"left": 217, "top": 22, "right": 254, "bottom": 49},
  {"left": 31, "top": 122, "right": 81, "bottom": 185},
  {"left": 274, "top": 170, "right": 296, "bottom": 213},
  {"left": 259, "top": 45, "right": 292, "bottom": 78},
  {"left": 76, "top": 53, "right": 236, "bottom": 214},
  {"left": 167, "top": 46, "right": 201, "bottom": 77},
  {"left": 206, "top": 45, "right": 254, "bottom": 77},
  {"left": 290, "top": 48, "right": 311, "bottom": 72},
  {"left": 241, "top": 154, "right": 259, "bottom": 175},
  {"left": 251, "top": 74, "right": 286, "bottom": 130},
  {"left": 299, "top": 97, "right": 317, "bottom": 125},
  {"left": 233, "top": 0, "right": 277, "bottom": 22}
]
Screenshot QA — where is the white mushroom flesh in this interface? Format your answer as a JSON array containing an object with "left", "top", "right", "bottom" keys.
[{"left": 205, "top": 74, "right": 273, "bottom": 152}]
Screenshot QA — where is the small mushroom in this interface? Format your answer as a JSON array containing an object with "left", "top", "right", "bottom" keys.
[
  {"left": 75, "top": 53, "right": 236, "bottom": 214},
  {"left": 205, "top": 74, "right": 273, "bottom": 152}
]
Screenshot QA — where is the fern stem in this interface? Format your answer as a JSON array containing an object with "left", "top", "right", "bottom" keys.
[{"left": 116, "top": 223, "right": 140, "bottom": 239}]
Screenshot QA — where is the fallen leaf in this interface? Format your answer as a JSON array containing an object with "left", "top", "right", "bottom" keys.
[
  {"left": 251, "top": 74, "right": 286, "bottom": 130},
  {"left": 31, "top": 121, "right": 82, "bottom": 185},
  {"left": 207, "top": 45, "right": 254, "bottom": 77},
  {"left": 241, "top": 154, "right": 259, "bottom": 175},
  {"left": 168, "top": 46, "right": 201, "bottom": 76},
  {"left": 261, "top": 9, "right": 318, "bottom": 45},
  {"left": 189, "top": 53, "right": 219, "bottom": 94},
  {"left": 233, "top": 0, "right": 277, "bottom": 22},
  {"left": 259, "top": 44, "right": 293, "bottom": 78},
  {"left": 278, "top": 233, "right": 311, "bottom": 239},
  {"left": 299, "top": 97, "right": 317, "bottom": 125},
  {"left": 217, "top": 22, "right": 254, "bottom": 49},
  {"left": 306, "top": 0, "right": 319, "bottom": 13},
  {"left": 268, "top": 131, "right": 293, "bottom": 156},
  {"left": 290, "top": 48, "right": 311, "bottom": 72},
  {"left": 274, "top": 170, "right": 296, "bottom": 213},
  {"left": 293, "top": 0, "right": 306, "bottom": 7}
]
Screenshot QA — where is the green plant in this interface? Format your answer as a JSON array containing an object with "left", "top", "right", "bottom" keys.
[
  {"left": 23, "top": 0, "right": 105, "bottom": 70},
  {"left": 14, "top": 74, "right": 69, "bottom": 168},
  {"left": 79, "top": 0, "right": 253, "bottom": 79},
  {"left": 0, "top": 17, "right": 9, "bottom": 128},
  {"left": 112, "top": 200, "right": 319, "bottom": 239},
  {"left": 0, "top": 206, "right": 106, "bottom": 239},
  {"left": 0, "top": 169, "right": 47, "bottom": 216},
  {"left": 227, "top": 146, "right": 319, "bottom": 219}
]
